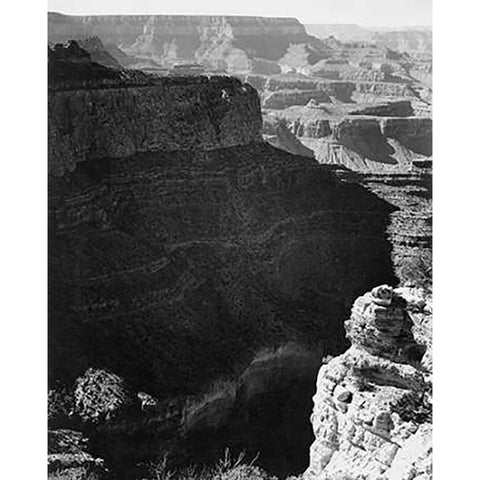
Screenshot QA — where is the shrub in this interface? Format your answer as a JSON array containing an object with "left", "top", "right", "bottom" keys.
[
  {"left": 48, "top": 387, "right": 75, "bottom": 428},
  {"left": 391, "top": 391, "right": 432, "bottom": 424},
  {"left": 73, "top": 368, "right": 136, "bottom": 424},
  {"left": 148, "top": 449, "right": 277, "bottom": 480}
]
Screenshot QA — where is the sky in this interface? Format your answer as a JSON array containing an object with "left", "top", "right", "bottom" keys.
[{"left": 48, "top": 0, "right": 432, "bottom": 27}]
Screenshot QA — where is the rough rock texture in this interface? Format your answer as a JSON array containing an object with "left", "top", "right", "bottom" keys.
[
  {"left": 262, "top": 81, "right": 356, "bottom": 109},
  {"left": 358, "top": 172, "right": 432, "bottom": 289},
  {"left": 74, "top": 368, "right": 137, "bottom": 424},
  {"left": 48, "top": 428, "right": 107, "bottom": 479},
  {"left": 305, "top": 286, "right": 432, "bottom": 480},
  {"left": 263, "top": 90, "right": 332, "bottom": 109},
  {"left": 49, "top": 74, "right": 262, "bottom": 176},
  {"left": 75, "top": 36, "right": 123, "bottom": 68},
  {"left": 349, "top": 101, "right": 413, "bottom": 117},
  {"left": 48, "top": 13, "right": 331, "bottom": 73},
  {"left": 274, "top": 110, "right": 432, "bottom": 172},
  {"left": 263, "top": 116, "right": 315, "bottom": 158},
  {"left": 352, "top": 82, "right": 421, "bottom": 104},
  {"left": 381, "top": 118, "right": 432, "bottom": 157},
  {"left": 49, "top": 138, "right": 398, "bottom": 393}
]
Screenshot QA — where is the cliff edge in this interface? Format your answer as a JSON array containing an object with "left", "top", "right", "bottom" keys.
[
  {"left": 305, "top": 285, "right": 432, "bottom": 480},
  {"left": 48, "top": 43, "right": 262, "bottom": 176}
]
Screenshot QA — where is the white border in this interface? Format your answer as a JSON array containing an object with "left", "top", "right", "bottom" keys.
[{"left": 3, "top": 1, "right": 478, "bottom": 479}]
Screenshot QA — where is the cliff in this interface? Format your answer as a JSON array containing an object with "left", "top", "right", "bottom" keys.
[
  {"left": 275, "top": 107, "right": 432, "bottom": 172},
  {"left": 372, "top": 30, "right": 432, "bottom": 56},
  {"left": 261, "top": 81, "right": 356, "bottom": 109},
  {"left": 266, "top": 99, "right": 432, "bottom": 289},
  {"left": 263, "top": 115, "right": 315, "bottom": 158},
  {"left": 49, "top": 75, "right": 262, "bottom": 176},
  {"left": 48, "top": 52, "right": 401, "bottom": 477},
  {"left": 75, "top": 36, "right": 123, "bottom": 68},
  {"left": 48, "top": 13, "right": 331, "bottom": 73},
  {"left": 349, "top": 101, "right": 413, "bottom": 117},
  {"left": 305, "top": 285, "right": 432, "bottom": 480}
]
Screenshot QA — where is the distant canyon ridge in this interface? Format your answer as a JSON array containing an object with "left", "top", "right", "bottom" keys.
[{"left": 48, "top": 13, "right": 431, "bottom": 75}]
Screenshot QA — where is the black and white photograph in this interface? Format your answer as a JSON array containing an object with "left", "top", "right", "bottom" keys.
[
  {"left": 7, "top": 1, "right": 478, "bottom": 479},
  {"left": 46, "top": 1, "right": 433, "bottom": 479}
]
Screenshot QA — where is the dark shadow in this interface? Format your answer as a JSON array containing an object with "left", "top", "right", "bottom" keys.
[{"left": 49, "top": 140, "right": 398, "bottom": 478}]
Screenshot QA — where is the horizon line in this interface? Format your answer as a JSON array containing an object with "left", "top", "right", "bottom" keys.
[{"left": 48, "top": 11, "right": 432, "bottom": 29}]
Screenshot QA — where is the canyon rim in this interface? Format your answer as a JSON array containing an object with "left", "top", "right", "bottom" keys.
[{"left": 46, "top": 2, "right": 432, "bottom": 480}]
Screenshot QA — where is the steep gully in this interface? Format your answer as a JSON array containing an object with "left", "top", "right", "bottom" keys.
[{"left": 48, "top": 47, "right": 426, "bottom": 479}]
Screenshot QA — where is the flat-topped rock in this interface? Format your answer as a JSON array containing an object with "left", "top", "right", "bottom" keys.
[{"left": 48, "top": 70, "right": 262, "bottom": 176}]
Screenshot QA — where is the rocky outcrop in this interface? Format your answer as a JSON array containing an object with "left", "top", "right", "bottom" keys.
[
  {"left": 262, "top": 80, "right": 356, "bottom": 108},
  {"left": 73, "top": 368, "right": 137, "bottom": 424},
  {"left": 48, "top": 13, "right": 331, "bottom": 73},
  {"left": 358, "top": 172, "right": 432, "bottom": 289},
  {"left": 334, "top": 118, "right": 397, "bottom": 164},
  {"left": 48, "top": 428, "right": 107, "bottom": 479},
  {"left": 380, "top": 118, "right": 432, "bottom": 157},
  {"left": 263, "top": 116, "right": 315, "bottom": 158},
  {"left": 75, "top": 36, "right": 123, "bottom": 68},
  {"left": 305, "top": 285, "right": 432, "bottom": 480},
  {"left": 273, "top": 108, "right": 431, "bottom": 172},
  {"left": 49, "top": 74, "right": 262, "bottom": 176},
  {"left": 262, "top": 90, "right": 331, "bottom": 109},
  {"left": 349, "top": 101, "right": 413, "bottom": 117},
  {"left": 291, "top": 117, "right": 332, "bottom": 139},
  {"left": 353, "top": 82, "right": 419, "bottom": 102},
  {"left": 48, "top": 40, "right": 136, "bottom": 85}
]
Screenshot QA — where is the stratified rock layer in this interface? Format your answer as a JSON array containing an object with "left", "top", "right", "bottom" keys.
[
  {"left": 305, "top": 286, "right": 432, "bottom": 480},
  {"left": 48, "top": 13, "right": 331, "bottom": 73},
  {"left": 273, "top": 104, "right": 432, "bottom": 172},
  {"left": 48, "top": 60, "right": 397, "bottom": 398},
  {"left": 49, "top": 75, "right": 262, "bottom": 176}
]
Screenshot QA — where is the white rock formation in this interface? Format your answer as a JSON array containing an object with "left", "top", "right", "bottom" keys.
[{"left": 305, "top": 286, "right": 432, "bottom": 480}]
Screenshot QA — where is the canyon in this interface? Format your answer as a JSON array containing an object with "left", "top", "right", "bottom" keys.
[
  {"left": 48, "top": 13, "right": 332, "bottom": 74},
  {"left": 48, "top": 14, "right": 432, "bottom": 480}
]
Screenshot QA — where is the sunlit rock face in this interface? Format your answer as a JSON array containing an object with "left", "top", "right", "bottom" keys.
[{"left": 305, "top": 286, "right": 432, "bottom": 480}]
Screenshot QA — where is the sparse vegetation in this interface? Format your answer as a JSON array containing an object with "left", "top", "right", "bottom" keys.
[
  {"left": 48, "top": 467, "right": 103, "bottom": 480},
  {"left": 148, "top": 450, "right": 278, "bottom": 480},
  {"left": 73, "top": 368, "right": 136, "bottom": 424},
  {"left": 48, "top": 387, "right": 75, "bottom": 428},
  {"left": 391, "top": 391, "right": 432, "bottom": 424}
]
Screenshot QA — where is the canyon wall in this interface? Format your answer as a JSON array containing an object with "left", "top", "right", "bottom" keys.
[
  {"left": 276, "top": 107, "right": 432, "bottom": 172},
  {"left": 49, "top": 75, "right": 262, "bottom": 176},
  {"left": 305, "top": 285, "right": 432, "bottom": 480},
  {"left": 48, "top": 13, "right": 331, "bottom": 73}
]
